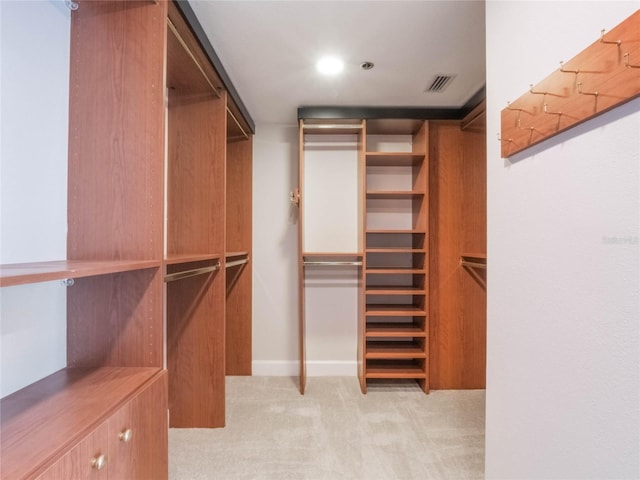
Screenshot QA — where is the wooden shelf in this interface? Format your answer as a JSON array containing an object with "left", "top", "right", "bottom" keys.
[
  {"left": 365, "top": 360, "right": 426, "bottom": 379},
  {"left": 366, "top": 341, "right": 426, "bottom": 359},
  {"left": 366, "top": 248, "right": 424, "bottom": 253},
  {"left": 366, "top": 287, "right": 426, "bottom": 295},
  {"left": 301, "top": 119, "right": 364, "bottom": 136},
  {"left": 164, "top": 253, "right": 222, "bottom": 265},
  {"left": 365, "top": 152, "right": 425, "bottom": 166},
  {"left": 366, "top": 268, "right": 426, "bottom": 274},
  {"left": 366, "top": 305, "right": 426, "bottom": 316},
  {"left": 303, "top": 252, "right": 362, "bottom": 258},
  {"left": 366, "top": 323, "right": 426, "bottom": 337},
  {"left": 0, "top": 367, "right": 163, "bottom": 480},
  {"left": 0, "top": 260, "right": 161, "bottom": 288},
  {"left": 225, "top": 251, "right": 249, "bottom": 259},
  {"left": 367, "top": 229, "right": 426, "bottom": 235},
  {"left": 366, "top": 190, "right": 425, "bottom": 199}
]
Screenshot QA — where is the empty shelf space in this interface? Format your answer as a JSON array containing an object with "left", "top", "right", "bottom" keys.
[
  {"left": 366, "top": 287, "right": 426, "bottom": 295},
  {"left": 365, "top": 152, "right": 425, "bottom": 166},
  {"left": 365, "top": 360, "right": 426, "bottom": 379},
  {"left": 0, "top": 260, "right": 161, "bottom": 288},
  {"left": 1, "top": 367, "right": 163, "bottom": 480},
  {"left": 367, "top": 229, "right": 426, "bottom": 235},
  {"left": 366, "top": 268, "right": 426, "bottom": 274},
  {"left": 366, "top": 190, "right": 425, "bottom": 199},
  {"left": 366, "top": 341, "right": 426, "bottom": 359},
  {"left": 366, "top": 322, "right": 426, "bottom": 337}
]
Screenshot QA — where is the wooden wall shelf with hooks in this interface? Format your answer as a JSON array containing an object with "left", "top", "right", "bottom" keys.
[{"left": 500, "top": 9, "right": 640, "bottom": 158}]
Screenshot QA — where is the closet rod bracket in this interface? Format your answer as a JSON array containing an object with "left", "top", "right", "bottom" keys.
[{"left": 65, "top": 0, "right": 79, "bottom": 11}]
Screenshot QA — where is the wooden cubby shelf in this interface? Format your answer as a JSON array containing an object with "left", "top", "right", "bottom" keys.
[
  {"left": 365, "top": 152, "right": 425, "bottom": 166},
  {"left": 366, "top": 287, "right": 426, "bottom": 295},
  {"left": 0, "top": 260, "right": 161, "bottom": 288},
  {"left": 0, "top": 367, "right": 163, "bottom": 480},
  {"left": 366, "top": 190, "right": 425, "bottom": 198},
  {"left": 366, "top": 341, "right": 427, "bottom": 359},
  {"left": 366, "top": 322, "right": 426, "bottom": 337},
  {"left": 365, "top": 360, "right": 427, "bottom": 379},
  {"left": 366, "top": 306, "right": 427, "bottom": 316}
]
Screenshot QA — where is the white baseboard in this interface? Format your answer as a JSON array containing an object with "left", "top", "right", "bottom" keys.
[
  {"left": 252, "top": 360, "right": 357, "bottom": 376},
  {"left": 251, "top": 361, "right": 297, "bottom": 376}
]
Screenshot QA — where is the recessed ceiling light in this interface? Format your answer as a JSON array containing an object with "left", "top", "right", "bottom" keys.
[{"left": 316, "top": 56, "right": 344, "bottom": 76}]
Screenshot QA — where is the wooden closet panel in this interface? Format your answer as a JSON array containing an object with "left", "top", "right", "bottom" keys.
[
  {"left": 226, "top": 139, "right": 253, "bottom": 375},
  {"left": 460, "top": 121, "right": 487, "bottom": 388},
  {"left": 167, "top": 94, "right": 226, "bottom": 255},
  {"left": 67, "top": 0, "right": 166, "bottom": 261},
  {"left": 167, "top": 268, "right": 225, "bottom": 427},
  {"left": 429, "top": 121, "right": 485, "bottom": 389},
  {"left": 67, "top": 269, "right": 163, "bottom": 367}
]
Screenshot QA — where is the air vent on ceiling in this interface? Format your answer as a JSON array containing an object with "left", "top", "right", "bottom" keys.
[{"left": 425, "top": 74, "right": 456, "bottom": 93}]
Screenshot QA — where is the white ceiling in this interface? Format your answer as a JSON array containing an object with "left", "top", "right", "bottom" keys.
[{"left": 189, "top": 0, "right": 486, "bottom": 125}]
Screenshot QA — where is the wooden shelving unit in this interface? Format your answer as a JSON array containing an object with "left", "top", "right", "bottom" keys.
[
  {"left": 2, "top": 0, "right": 255, "bottom": 476},
  {"left": 362, "top": 120, "right": 430, "bottom": 393}
]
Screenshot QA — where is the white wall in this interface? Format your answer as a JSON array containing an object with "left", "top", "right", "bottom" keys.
[
  {"left": 485, "top": 2, "right": 639, "bottom": 479},
  {"left": 0, "top": 1, "right": 70, "bottom": 397},
  {"left": 252, "top": 124, "right": 300, "bottom": 375}
]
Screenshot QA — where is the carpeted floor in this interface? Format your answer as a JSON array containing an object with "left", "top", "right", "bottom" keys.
[{"left": 169, "top": 376, "right": 485, "bottom": 480}]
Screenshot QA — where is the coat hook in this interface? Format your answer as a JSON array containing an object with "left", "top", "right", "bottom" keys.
[
  {"left": 559, "top": 60, "right": 579, "bottom": 74},
  {"left": 600, "top": 28, "right": 621, "bottom": 46},
  {"left": 64, "top": 0, "right": 79, "bottom": 10},
  {"left": 624, "top": 53, "right": 640, "bottom": 68},
  {"left": 506, "top": 101, "right": 523, "bottom": 128},
  {"left": 61, "top": 278, "right": 75, "bottom": 287},
  {"left": 543, "top": 103, "right": 562, "bottom": 116},
  {"left": 529, "top": 84, "right": 548, "bottom": 96},
  {"left": 497, "top": 132, "right": 512, "bottom": 144},
  {"left": 577, "top": 82, "right": 598, "bottom": 97},
  {"left": 290, "top": 189, "right": 300, "bottom": 207}
]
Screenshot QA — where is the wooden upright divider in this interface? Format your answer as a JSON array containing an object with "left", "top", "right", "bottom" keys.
[{"left": 225, "top": 107, "right": 253, "bottom": 375}]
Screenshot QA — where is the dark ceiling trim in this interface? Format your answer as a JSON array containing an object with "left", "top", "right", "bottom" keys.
[
  {"left": 298, "top": 86, "right": 486, "bottom": 121},
  {"left": 175, "top": 1, "right": 255, "bottom": 134}
]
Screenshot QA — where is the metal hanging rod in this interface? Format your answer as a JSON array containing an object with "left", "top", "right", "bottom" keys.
[
  {"left": 226, "top": 257, "right": 249, "bottom": 268},
  {"left": 164, "top": 263, "right": 220, "bottom": 282},
  {"left": 226, "top": 107, "right": 249, "bottom": 140},
  {"left": 303, "top": 261, "right": 362, "bottom": 267}
]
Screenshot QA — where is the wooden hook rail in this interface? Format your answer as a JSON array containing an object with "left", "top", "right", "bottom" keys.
[{"left": 500, "top": 9, "right": 640, "bottom": 158}]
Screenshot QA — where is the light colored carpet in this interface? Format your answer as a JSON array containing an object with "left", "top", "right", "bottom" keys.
[{"left": 169, "top": 376, "right": 485, "bottom": 480}]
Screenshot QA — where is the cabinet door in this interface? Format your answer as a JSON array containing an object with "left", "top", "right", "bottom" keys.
[
  {"left": 108, "top": 373, "right": 168, "bottom": 480},
  {"left": 36, "top": 422, "right": 109, "bottom": 480}
]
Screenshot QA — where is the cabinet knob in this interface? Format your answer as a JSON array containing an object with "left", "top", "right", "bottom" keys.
[
  {"left": 90, "top": 453, "right": 106, "bottom": 470},
  {"left": 118, "top": 428, "right": 133, "bottom": 443}
]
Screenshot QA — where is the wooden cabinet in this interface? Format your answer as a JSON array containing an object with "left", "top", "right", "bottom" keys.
[{"left": 35, "top": 373, "right": 167, "bottom": 480}]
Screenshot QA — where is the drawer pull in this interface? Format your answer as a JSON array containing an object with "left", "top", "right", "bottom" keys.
[
  {"left": 119, "top": 428, "right": 133, "bottom": 443},
  {"left": 90, "top": 454, "right": 106, "bottom": 470}
]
